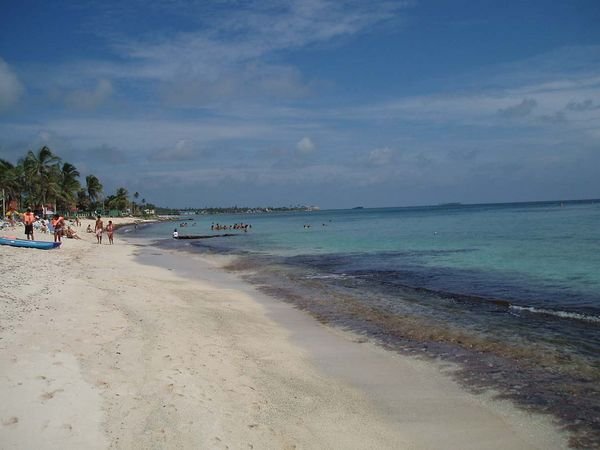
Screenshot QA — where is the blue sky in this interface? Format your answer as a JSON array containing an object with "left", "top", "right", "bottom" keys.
[{"left": 1, "top": 0, "right": 599, "bottom": 208}]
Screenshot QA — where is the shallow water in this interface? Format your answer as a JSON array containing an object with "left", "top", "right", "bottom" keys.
[{"left": 130, "top": 200, "right": 600, "bottom": 447}]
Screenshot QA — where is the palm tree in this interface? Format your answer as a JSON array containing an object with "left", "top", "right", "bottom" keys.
[
  {"left": 76, "top": 188, "right": 91, "bottom": 211},
  {"left": 57, "top": 162, "right": 81, "bottom": 211},
  {"left": 109, "top": 187, "right": 129, "bottom": 212},
  {"left": 104, "top": 194, "right": 116, "bottom": 211},
  {"left": 0, "top": 159, "right": 24, "bottom": 215},
  {"left": 85, "top": 174, "right": 103, "bottom": 209},
  {"left": 21, "top": 146, "right": 61, "bottom": 212},
  {"left": 0, "top": 159, "right": 22, "bottom": 205},
  {"left": 1, "top": 149, "right": 114, "bottom": 218},
  {"left": 45, "top": 165, "right": 63, "bottom": 212},
  {"left": 133, "top": 191, "right": 139, "bottom": 216}
]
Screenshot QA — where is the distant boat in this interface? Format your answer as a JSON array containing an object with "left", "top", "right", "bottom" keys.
[
  {"left": 0, "top": 237, "right": 61, "bottom": 250},
  {"left": 352, "top": 206, "right": 364, "bottom": 210}
]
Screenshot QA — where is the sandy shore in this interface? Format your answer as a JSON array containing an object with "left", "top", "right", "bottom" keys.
[{"left": 0, "top": 219, "right": 570, "bottom": 449}]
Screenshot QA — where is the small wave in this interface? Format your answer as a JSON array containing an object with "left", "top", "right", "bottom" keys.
[
  {"left": 510, "top": 305, "right": 600, "bottom": 323},
  {"left": 304, "top": 274, "right": 352, "bottom": 280}
]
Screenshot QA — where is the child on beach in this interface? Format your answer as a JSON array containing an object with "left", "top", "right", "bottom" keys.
[
  {"left": 106, "top": 220, "right": 114, "bottom": 244},
  {"left": 40, "top": 218, "right": 48, "bottom": 234}
]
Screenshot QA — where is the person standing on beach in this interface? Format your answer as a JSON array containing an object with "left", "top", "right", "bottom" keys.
[
  {"left": 23, "top": 208, "right": 35, "bottom": 240},
  {"left": 40, "top": 217, "right": 48, "bottom": 234},
  {"left": 95, "top": 216, "right": 104, "bottom": 244},
  {"left": 51, "top": 214, "right": 64, "bottom": 243},
  {"left": 106, "top": 220, "right": 114, "bottom": 244}
]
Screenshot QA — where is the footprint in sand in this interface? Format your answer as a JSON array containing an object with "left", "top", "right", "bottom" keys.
[
  {"left": 40, "top": 389, "right": 64, "bottom": 401},
  {"left": 2, "top": 417, "right": 18, "bottom": 426}
]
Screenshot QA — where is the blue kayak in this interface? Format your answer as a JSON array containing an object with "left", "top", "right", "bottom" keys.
[{"left": 0, "top": 237, "right": 61, "bottom": 250}]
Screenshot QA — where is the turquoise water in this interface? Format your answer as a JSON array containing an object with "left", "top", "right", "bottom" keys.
[
  {"left": 134, "top": 200, "right": 600, "bottom": 315},
  {"left": 130, "top": 200, "right": 600, "bottom": 445}
]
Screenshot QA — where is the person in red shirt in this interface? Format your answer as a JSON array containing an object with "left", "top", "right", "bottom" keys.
[{"left": 23, "top": 208, "right": 35, "bottom": 240}]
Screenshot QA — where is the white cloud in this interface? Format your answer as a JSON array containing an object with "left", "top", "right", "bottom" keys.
[
  {"left": 4, "top": 1, "right": 410, "bottom": 109},
  {"left": 161, "top": 63, "right": 314, "bottom": 106},
  {"left": 332, "top": 70, "right": 600, "bottom": 136},
  {"left": 65, "top": 79, "right": 113, "bottom": 110},
  {"left": 0, "top": 117, "right": 276, "bottom": 156},
  {"left": 368, "top": 147, "right": 393, "bottom": 165},
  {"left": 142, "top": 163, "right": 378, "bottom": 188},
  {"left": 84, "top": 144, "right": 128, "bottom": 164},
  {"left": 116, "top": 1, "right": 404, "bottom": 72},
  {"left": 0, "top": 58, "right": 25, "bottom": 112},
  {"left": 89, "top": 1, "right": 408, "bottom": 105},
  {"left": 149, "top": 139, "right": 201, "bottom": 162},
  {"left": 296, "top": 136, "right": 316, "bottom": 155}
]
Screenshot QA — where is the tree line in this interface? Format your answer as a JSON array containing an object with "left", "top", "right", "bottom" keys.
[{"left": 0, "top": 146, "right": 147, "bottom": 216}]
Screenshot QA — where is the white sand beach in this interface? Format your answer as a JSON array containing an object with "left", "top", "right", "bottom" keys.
[{"left": 0, "top": 219, "right": 570, "bottom": 449}]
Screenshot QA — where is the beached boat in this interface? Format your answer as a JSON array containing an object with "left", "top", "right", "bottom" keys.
[{"left": 0, "top": 237, "right": 61, "bottom": 250}]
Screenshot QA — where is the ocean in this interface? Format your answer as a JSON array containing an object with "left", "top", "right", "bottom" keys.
[{"left": 128, "top": 200, "right": 600, "bottom": 447}]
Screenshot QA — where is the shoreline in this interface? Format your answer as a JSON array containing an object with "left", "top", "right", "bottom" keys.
[
  {"left": 135, "top": 244, "right": 572, "bottom": 446},
  {"left": 216, "top": 246, "right": 600, "bottom": 448},
  {"left": 149, "top": 227, "right": 600, "bottom": 448},
  {"left": 0, "top": 226, "right": 570, "bottom": 448}
]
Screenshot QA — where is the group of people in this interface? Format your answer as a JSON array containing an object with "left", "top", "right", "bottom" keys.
[
  {"left": 11, "top": 209, "right": 116, "bottom": 244},
  {"left": 87, "top": 216, "right": 115, "bottom": 244},
  {"left": 211, "top": 223, "right": 252, "bottom": 231},
  {"left": 21, "top": 208, "right": 73, "bottom": 243}
]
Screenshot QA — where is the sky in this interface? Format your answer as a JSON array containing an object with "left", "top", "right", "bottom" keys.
[{"left": 1, "top": 0, "right": 599, "bottom": 209}]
